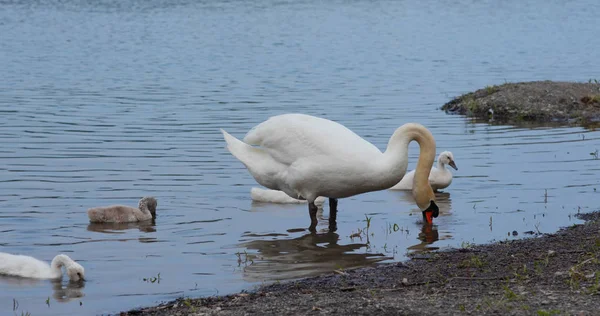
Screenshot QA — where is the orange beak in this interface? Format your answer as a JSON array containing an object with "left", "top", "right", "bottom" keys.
[
  {"left": 424, "top": 210, "right": 434, "bottom": 224},
  {"left": 422, "top": 201, "right": 439, "bottom": 224}
]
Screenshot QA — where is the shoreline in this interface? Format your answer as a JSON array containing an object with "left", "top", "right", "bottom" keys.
[
  {"left": 441, "top": 81, "right": 600, "bottom": 126},
  {"left": 123, "top": 211, "right": 600, "bottom": 316}
]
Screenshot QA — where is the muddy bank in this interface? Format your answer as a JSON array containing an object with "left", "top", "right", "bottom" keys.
[
  {"left": 123, "top": 212, "right": 600, "bottom": 316},
  {"left": 441, "top": 81, "right": 600, "bottom": 124}
]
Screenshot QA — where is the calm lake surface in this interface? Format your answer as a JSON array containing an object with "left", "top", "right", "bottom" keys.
[{"left": 1, "top": 0, "right": 599, "bottom": 315}]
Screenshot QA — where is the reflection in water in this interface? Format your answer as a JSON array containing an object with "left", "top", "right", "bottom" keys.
[
  {"left": 0, "top": 277, "right": 85, "bottom": 303},
  {"left": 0, "top": 275, "right": 44, "bottom": 287},
  {"left": 390, "top": 192, "right": 450, "bottom": 252},
  {"left": 86, "top": 220, "right": 156, "bottom": 233},
  {"left": 239, "top": 232, "right": 390, "bottom": 282},
  {"left": 249, "top": 203, "right": 332, "bottom": 233},
  {"left": 51, "top": 279, "right": 85, "bottom": 302},
  {"left": 407, "top": 224, "right": 441, "bottom": 252}
]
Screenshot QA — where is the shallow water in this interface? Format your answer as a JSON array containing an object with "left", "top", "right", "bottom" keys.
[{"left": 1, "top": 0, "right": 599, "bottom": 315}]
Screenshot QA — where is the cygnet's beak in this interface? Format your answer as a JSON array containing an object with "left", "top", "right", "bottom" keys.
[
  {"left": 422, "top": 201, "right": 439, "bottom": 224},
  {"left": 448, "top": 160, "right": 458, "bottom": 170}
]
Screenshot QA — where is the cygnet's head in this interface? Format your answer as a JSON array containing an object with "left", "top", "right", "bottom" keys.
[
  {"left": 54, "top": 254, "right": 85, "bottom": 282},
  {"left": 66, "top": 261, "right": 85, "bottom": 282},
  {"left": 439, "top": 151, "right": 457, "bottom": 170},
  {"left": 139, "top": 196, "right": 158, "bottom": 216}
]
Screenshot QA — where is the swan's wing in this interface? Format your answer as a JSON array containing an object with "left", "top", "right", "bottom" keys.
[
  {"left": 389, "top": 169, "right": 414, "bottom": 190},
  {"left": 243, "top": 114, "right": 382, "bottom": 165},
  {"left": 0, "top": 253, "right": 49, "bottom": 278},
  {"left": 429, "top": 167, "right": 452, "bottom": 190}
]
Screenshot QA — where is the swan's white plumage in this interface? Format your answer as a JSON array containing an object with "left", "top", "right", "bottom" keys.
[
  {"left": 0, "top": 253, "right": 85, "bottom": 281},
  {"left": 389, "top": 151, "right": 456, "bottom": 191},
  {"left": 250, "top": 187, "right": 326, "bottom": 205},
  {"left": 222, "top": 113, "right": 415, "bottom": 203},
  {"left": 222, "top": 113, "right": 438, "bottom": 210}
]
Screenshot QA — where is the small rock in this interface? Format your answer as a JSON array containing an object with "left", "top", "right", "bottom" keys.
[
  {"left": 541, "top": 300, "right": 550, "bottom": 305},
  {"left": 548, "top": 250, "right": 556, "bottom": 257},
  {"left": 554, "top": 271, "right": 565, "bottom": 276},
  {"left": 402, "top": 278, "right": 408, "bottom": 285},
  {"left": 312, "top": 306, "right": 322, "bottom": 311}
]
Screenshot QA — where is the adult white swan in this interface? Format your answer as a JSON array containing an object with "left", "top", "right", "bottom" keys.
[
  {"left": 389, "top": 151, "right": 457, "bottom": 191},
  {"left": 255, "top": 151, "right": 456, "bottom": 202},
  {"left": 0, "top": 253, "right": 85, "bottom": 282},
  {"left": 221, "top": 113, "right": 439, "bottom": 231}
]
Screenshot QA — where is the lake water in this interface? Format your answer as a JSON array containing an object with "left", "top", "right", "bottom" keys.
[{"left": 1, "top": 0, "right": 599, "bottom": 315}]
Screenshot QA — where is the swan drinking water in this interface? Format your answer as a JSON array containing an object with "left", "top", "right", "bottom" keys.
[
  {"left": 389, "top": 151, "right": 457, "bottom": 191},
  {"left": 256, "top": 151, "right": 456, "bottom": 201},
  {"left": 221, "top": 113, "right": 439, "bottom": 231},
  {"left": 0, "top": 253, "right": 85, "bottom": 281},
  {"left": 87, "top": 196, "right": 158, "bottom": 223}
]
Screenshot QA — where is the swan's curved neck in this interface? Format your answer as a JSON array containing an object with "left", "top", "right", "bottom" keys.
[
  {"left": 50, "top": 255, "right": 73, "bottom": 276},
  {"left": 383, "top": 123, "right": 436, "bottom": 209},
  {"left": 437, "top": 158, "right": 446, "bottom": 170}
]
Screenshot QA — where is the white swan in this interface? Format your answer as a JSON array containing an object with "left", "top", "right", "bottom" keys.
[
  {"left": 221, "top": 113, "right": 439, "bottom": 231},
  {"left": 250, "top": 187, "right": 327, "bottom": 205},
  {"left": 87, "top": 196, "right": 157, "bottom": 223},
  {"left": 389, "top": 151, "right": 457, "bottom": 191},
  {"left": 0, "top": 253, "right": 85, "bottom": 281}
]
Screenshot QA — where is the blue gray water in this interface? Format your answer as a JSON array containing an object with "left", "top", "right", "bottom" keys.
[{"left": 1, "top": 0, "right": 599, "bottom": 315}]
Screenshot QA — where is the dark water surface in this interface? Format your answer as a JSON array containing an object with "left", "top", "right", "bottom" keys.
[{"left": 1, "top": 0, "right": 599, "bottom": 315}]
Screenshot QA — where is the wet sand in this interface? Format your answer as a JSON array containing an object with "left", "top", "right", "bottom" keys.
[{"left": 123, "top": 212, "right": 600, "bottom": 316}]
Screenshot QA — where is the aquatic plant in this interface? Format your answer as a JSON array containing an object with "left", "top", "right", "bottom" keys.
[{"left": 143, "top": 273, "right": 161, "bottom": 283}]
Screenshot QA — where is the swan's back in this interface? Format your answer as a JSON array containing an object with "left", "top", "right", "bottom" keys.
[
  {"left": 244, "top": 114, "right": 382, "bottom": 164},
  {"left": 0, "top": 253, "right": 54, "bottom": 279},
  {"left": 87, "top": 205, "right": 141, "bottom": 223},
  {"left": 87, "top": 196, "right": 157, "bottom": 223}
]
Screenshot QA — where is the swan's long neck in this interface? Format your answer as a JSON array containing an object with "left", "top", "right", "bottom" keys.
[
  {"left": 383, "top": 123, "right": 436, "bottom": 210},
  {"left": 380, "top": 124, "right": 436, "bottom": 202},
  {"left": 50, "top": 255, "right": 73, "bottom": 278},
  {"left": 437, "top": 157, "right": 446, "bottom": 170}
]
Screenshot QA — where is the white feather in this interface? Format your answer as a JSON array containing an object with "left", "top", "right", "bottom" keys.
[
  {"left": 389, "top": 151, "right": 456, "bottom": 191},
  {"left": 0, "top": 253, "right": 85, "bottom": 281}
]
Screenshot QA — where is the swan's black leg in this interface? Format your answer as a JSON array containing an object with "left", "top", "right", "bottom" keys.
[
  {"left": 308, "top": 202, "right": 318, "bottom": 232},
  {"left": 329, "top": 198, "right": 338, "bottom": 232}
]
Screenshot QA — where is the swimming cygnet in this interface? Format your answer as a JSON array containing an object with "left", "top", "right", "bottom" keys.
[
  {"left": 389, "top": 151, "right": 457, "bottom": 192},
  {"left": 0, "top": 253, "right": 85, "bottom": 282},
  {"left": 250, "top": 187, "right": 326, "bottom": 206},
  {"left": 87, "top": 196, "right": 158, "bottom": 223}
]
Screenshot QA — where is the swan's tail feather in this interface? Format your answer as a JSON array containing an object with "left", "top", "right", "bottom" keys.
[
  {"left": 221, "top": 129, "right": 285, "bottom": 189},
  {"left": 221, "top": 129, "right": 268, "bottom": 166}
]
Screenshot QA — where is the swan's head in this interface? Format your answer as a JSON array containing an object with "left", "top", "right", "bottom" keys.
[
  {"left": 139, "top": 196, "right": 158, "bottom": 216},
  {"left": 422, "top": 201, "right": 440, "bottom": 224},
  {"left": 53, "top": 254, "right": 85, "bottom": 282},
  {"left": 413, "top": 184, "right": 438, "bottom": 224},
  {"left": 439, "top": 151, "right": 457, "bottom": 170},
  {"left": 66, "top": 261, "right": 85, "bottom": 282}
]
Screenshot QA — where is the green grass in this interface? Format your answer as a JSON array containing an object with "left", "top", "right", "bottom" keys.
[{"left": 536, "top": 309, "right": 561, "bottom": 316}]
